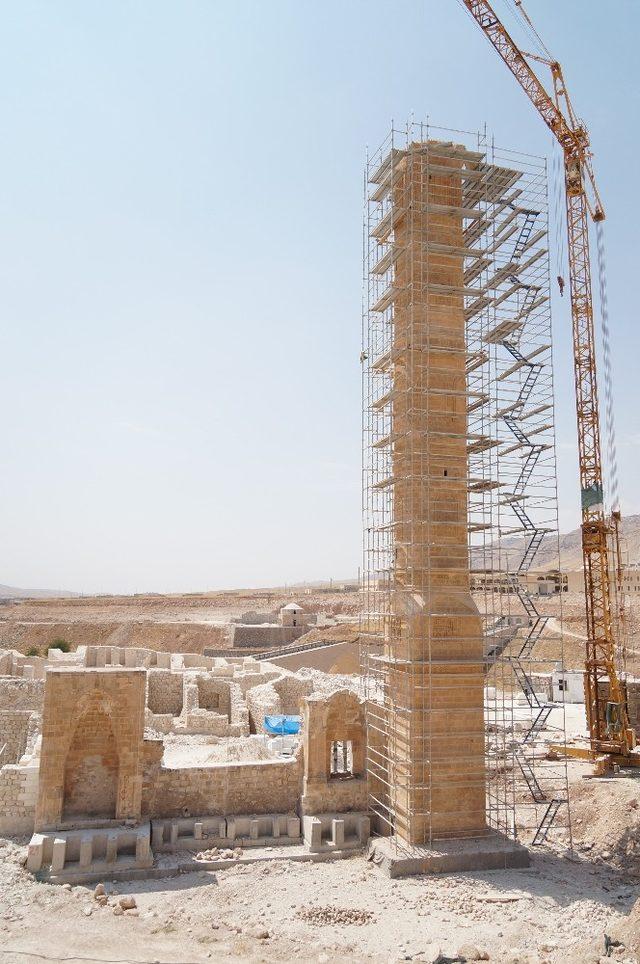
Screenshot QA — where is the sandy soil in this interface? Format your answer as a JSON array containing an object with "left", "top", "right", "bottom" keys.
[
  {"left": 2, "top": 581, "right": 635, "bottom": 673},
  {"left": 2, "top": 758, "right": 640, "bottom": 964},
  {"left": 160, "top": 734, "right": 276, "bottom": 768},
  {"left": 1, "top": 818, "right": 639, "bottom": 964},
  {"left": 0, "top": 587, "right": 361, "bottom": 656}
]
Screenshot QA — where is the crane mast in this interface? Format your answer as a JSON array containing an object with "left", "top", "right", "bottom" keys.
[{"left": 459, "top": 0, "right": 634, "bottom": 756}]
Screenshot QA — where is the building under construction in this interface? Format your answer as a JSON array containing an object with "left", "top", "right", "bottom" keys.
[{"left": 361, "top": 122, "right": 570, "bottom": 866}]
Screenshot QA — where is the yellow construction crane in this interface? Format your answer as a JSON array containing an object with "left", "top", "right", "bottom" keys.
[{"left": 458, "top": 0, "right": 637, "bottom": 760}]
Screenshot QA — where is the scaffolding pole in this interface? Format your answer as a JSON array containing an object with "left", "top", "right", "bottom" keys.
[{"left": 361, "top": 121, "right": 570, "bottom": 852}]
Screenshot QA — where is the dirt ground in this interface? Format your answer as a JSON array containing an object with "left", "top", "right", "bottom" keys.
[
  {"left": 1, "top": 583, "right": 636, "bottom": 673},
  {"left": 2, "top": 794, "right": 640, "bottom": 964},
  {"left": 0, "top": 587, "right": 361, "bottom": 656},
  {"left": 2, "top": 761, "right": 640, "bottom": 964},
  {"left": 2, "top": 584, "right": 640, "bottom": 962}
]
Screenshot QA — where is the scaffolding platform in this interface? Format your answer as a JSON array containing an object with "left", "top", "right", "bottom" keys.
[{"left": 363, "top": 122, "right": 569, "bottom": 865}]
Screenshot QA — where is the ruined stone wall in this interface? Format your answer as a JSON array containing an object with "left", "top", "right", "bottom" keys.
[
  {"left": 35, "top": 668, "right": 146, "bottom": 831},
  {"left": 62, "top": 703, "right": 119, "bottom": 818},
  {"left": 0, "top": 710, "right": 39, "bottom": 765},
  {"left": 273, "top": 675, "right": 313, "bottom": 715},
  {"left": 245, "top": 683, "right": 282, "bottom": 733},
  {"left": 0, "top": 621, "right": 229, "bottom": 655},
  {"left": 143, "top": 756, "right": 302, "bottom": 818},
  {"left": 229, "top": 682, "right": 250, "bottom": 733},
  {"left": 180, "top": 680, "right": 229, "bottom": 737},
  {"left": 229, "top": 626, "right": 304, "bottom": 649},
  {"left": 0, "top": 763, "right": 39, "bottom": 835},
  {"left": 0, "top": 677, "right": 44, "bottom": 711},
  {"left": 627, "top": 681, "right": 640, "bottom": 738},
  {"left": 301, "top": 691, "right": 368, "bottom": 815},
  {"left": 147, "top": 670, "right": 184, "bottom": 716},
  {"left": 232, "top": 668, "right": 282, "bottom": 695},
  {"left": 84, "top": 647, "right": 161, "bottom": 669},
  {"left": 231, "top": 611, "right": 279, "bottom": 625},
  {"left": 196, "top": 677, "right": 231, "bottom": 716},
  {"left": 0, "top": 650, "right": 47, "bottom": 679}
]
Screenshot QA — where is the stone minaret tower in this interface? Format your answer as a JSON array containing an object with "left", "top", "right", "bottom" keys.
[{"left": 385, "top": 141, "right": 486, "bottom": 845}]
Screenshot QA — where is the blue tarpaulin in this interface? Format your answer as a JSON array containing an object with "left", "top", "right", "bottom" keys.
[{"left": 263, "top": 715, "right": 301, "bottom": 735}]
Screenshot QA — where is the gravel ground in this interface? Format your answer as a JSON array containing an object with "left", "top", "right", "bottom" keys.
[{"left": 1, "top": 828, "right": 639, "bottom": 964}]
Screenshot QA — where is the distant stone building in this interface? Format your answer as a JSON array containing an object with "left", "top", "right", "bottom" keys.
[
  {"left": 226, "top": 602, "right": 314, "bottom": 650},
  {"left": 279, "top": 602, "right": 308, "bottom": 629}
]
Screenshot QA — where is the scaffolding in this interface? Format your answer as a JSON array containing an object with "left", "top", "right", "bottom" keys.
[{"left": 361, "top": 121, "right": 570, "bottom": 852}]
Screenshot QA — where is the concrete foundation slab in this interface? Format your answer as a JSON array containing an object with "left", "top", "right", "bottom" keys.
[
  {"left": 151, "top": 813, "right": 301, "bottom": 852},
  {"left": 27, "top": 822, "right": 153, "bottom": 883},
  {"left": 303, "top": 812, "right": 370, "bottom": 853},
  {"left": 367, "top": 833, "right": 530, "bottom": 878},
  {"left": 29, "top": 842, "right": 363, "bottom": 887}
]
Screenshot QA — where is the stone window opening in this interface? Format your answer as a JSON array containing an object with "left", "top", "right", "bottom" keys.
[{"left": 330, "top": 740, "right": 353, "bottom": 779}]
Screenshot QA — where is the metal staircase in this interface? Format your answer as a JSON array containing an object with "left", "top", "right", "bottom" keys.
[
  {"left": 518, "top": 615, "right": 550, "bottom": 659},
  {"left": 510, "top": 657, "right": 541, "bottom": 709},
  {"left": 532, "top": 800, "right": 564, "bottom": 846},
  {"left": 523, "top": 704, "right": 553, "bottom": 743},
  {"left": 516, "top": 751, "right": 547, "bottom": 803},
  {"left": 511, "top": 209, "right": 538, "bottom": 261},
  {"left": 494, "top": 250, "right": 566, "bottom": 846}
]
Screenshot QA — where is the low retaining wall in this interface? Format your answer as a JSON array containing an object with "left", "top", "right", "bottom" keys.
[
  {"left": 1, "top": 622, "right": 229, "bottom": 655},
  {"left": 146, "top": 756, "right": 302, "bottom": 818},
  {"left": 228, "top": 626, "right": 305, "bottom": 649},
  {"left": 0, "top": 763, "right": 39, "bottom": 835}
]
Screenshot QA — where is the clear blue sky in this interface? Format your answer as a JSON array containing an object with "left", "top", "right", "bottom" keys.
[{"left": 2, "top": 0, "right": 638, "bottom": 594}]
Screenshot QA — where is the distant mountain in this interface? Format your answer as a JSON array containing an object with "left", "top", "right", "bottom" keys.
[
  {"left": 285, "top": 578, "right": 359, "bottom": 590},
  {"left": 485, "top": 513, "right": 640, "bottom": 572},
  {"left": 557, "top": 512, "right": 640, "bottom": 570},
  {"left": 0, "top": 584, "right": 78, "bottom": 599}
]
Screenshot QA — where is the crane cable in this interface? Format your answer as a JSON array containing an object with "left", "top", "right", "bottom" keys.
[
  {"left": 508, "top": 0, "right": 553, "bottom": 62},
  {"left": 595, "top": 219, "right": 626, "bottom": 674},
  {"left": 550, "top": 139, "right": 566, "bottom": 292},
  {"left": 596, "top": 219, "right": 619, "bottom": 515}
]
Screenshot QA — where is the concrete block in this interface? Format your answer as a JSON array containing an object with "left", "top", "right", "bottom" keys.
[
  {"left": 106, "top": 833, "right": 118, "bottom": 864},
  {"left": 358, "top": 815, "right": 371, "bottom": 844},
  {"left": 194, "top": 822, "right": 203, "bottom": 840},
  {"left": 26, "top": 834, "right": 45, "bottom": 873},
  {"left": 79, "top": 835, "right": 93, "bottom": 868},
  {"left": 151, "top": 822, "right": 165, "bottom": 850},
  {"left": 135, "top": 832, "right": 150, "bottom": 866},
  {"left": 51, "top": 837, "right": 66, "bottom": 873},
  {"left": 367, "top": 833, "right": 530, "bottom": 878},
  {"left": 332, "top": 819, "right": 345, "bottom": 848},
  {"left": 303, "top": 816, "right": 322, "bottom": 851},
  {"left": 249, "top": 819, "right": 259, "bottom": 840},
  {"left": 287, "top": 816, "right": 301, "bottom": 839}
]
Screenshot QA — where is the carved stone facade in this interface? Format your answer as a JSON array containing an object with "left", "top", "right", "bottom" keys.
[
  {"left": 35, "top": 668, "right": 146, "bottom": 831},
  {"left": 301, "top": 690, "right": 368, "bottom": 815}
]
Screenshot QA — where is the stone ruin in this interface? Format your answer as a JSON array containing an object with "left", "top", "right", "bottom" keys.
[{"left": 0, "top": 644, "right": 369, "bottom": 883}]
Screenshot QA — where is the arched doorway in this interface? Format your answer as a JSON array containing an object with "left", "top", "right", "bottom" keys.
[{"left": 62, "top": 701, "right": 119, "bottom": 820}]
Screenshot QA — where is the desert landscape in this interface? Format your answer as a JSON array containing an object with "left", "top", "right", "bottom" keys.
[
  {"left": 0, "top": 585, "right": 360, "bottom": 657},
  {"left": 1, "top": 551, "right": 640, "bottom": 963},
  {"left": 3, "top": 0, "right": 640, "bottom": 961}
]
